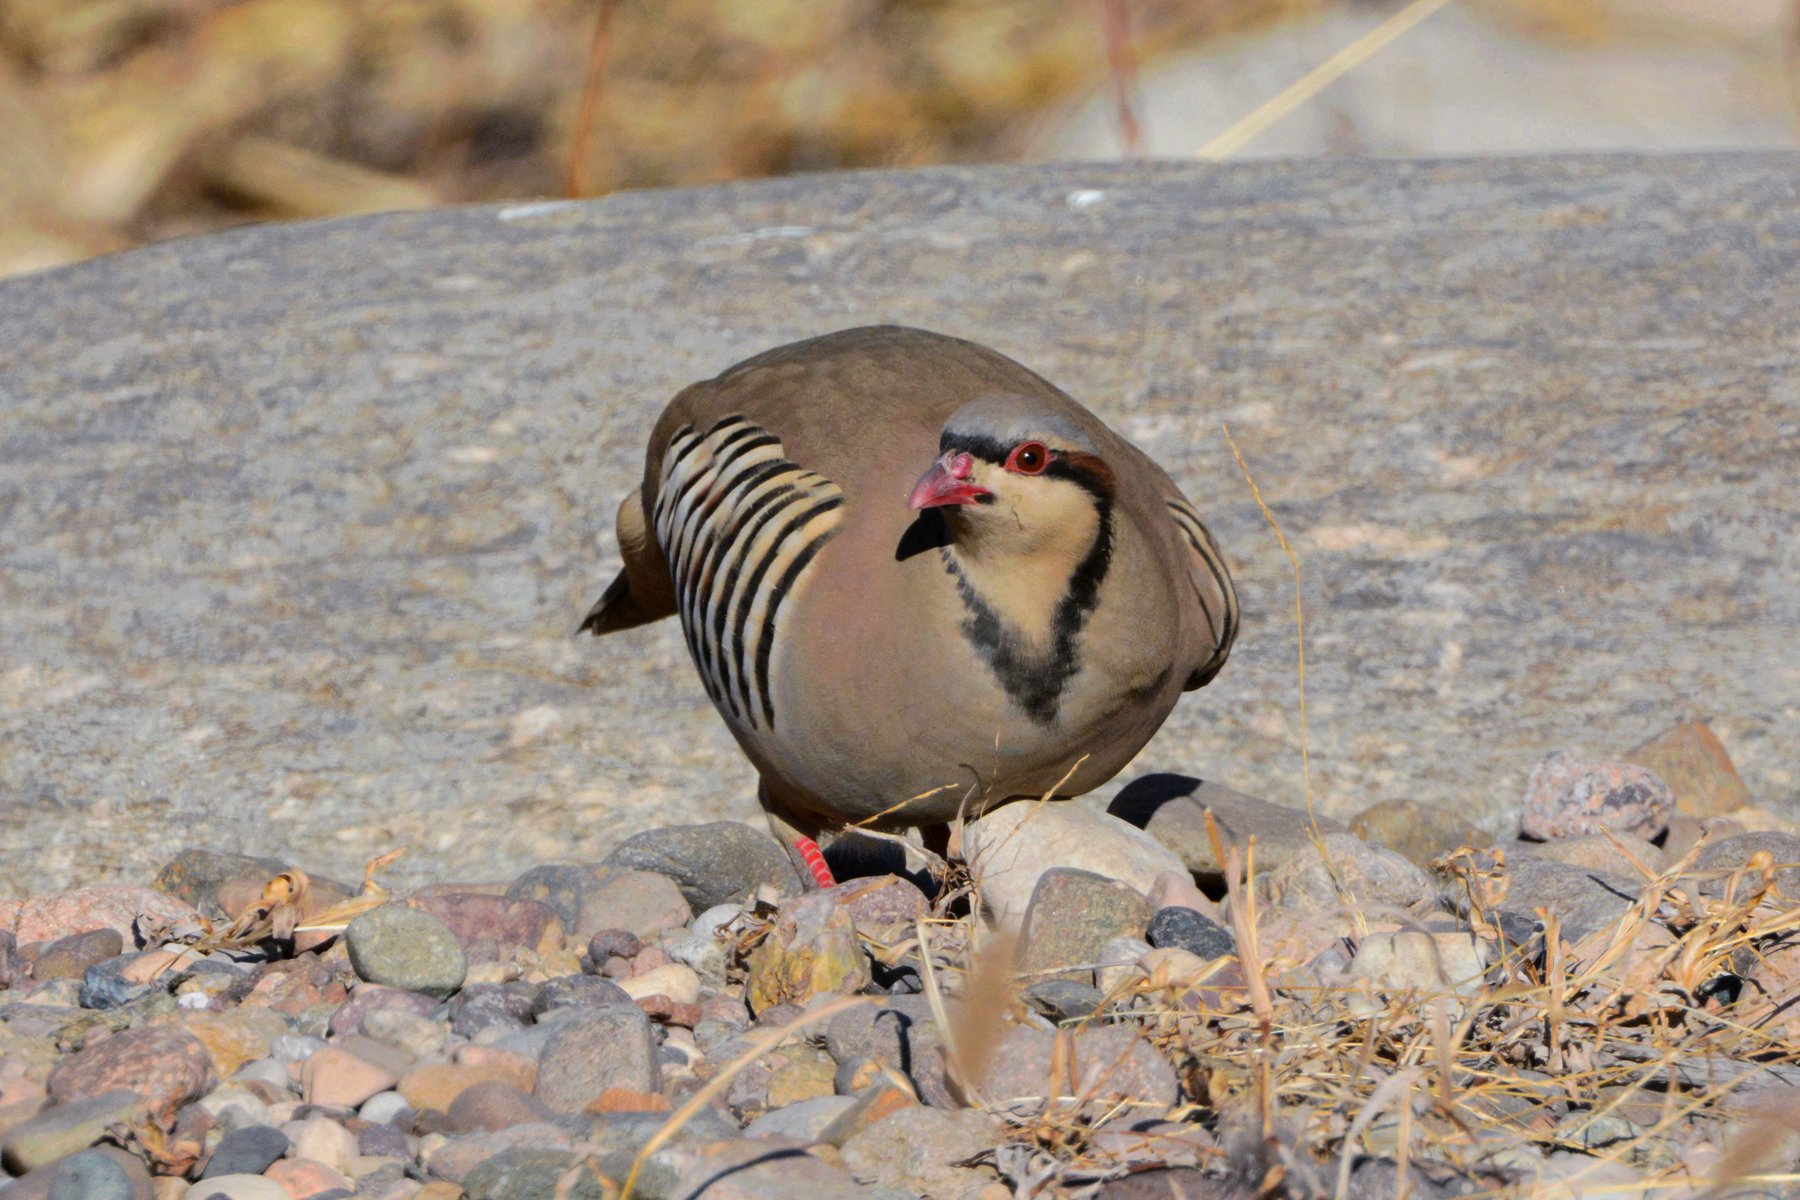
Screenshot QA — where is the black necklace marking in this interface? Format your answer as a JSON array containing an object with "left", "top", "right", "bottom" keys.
[{"left": 940, "top": 489, "right": 1114, "bottom": 725}]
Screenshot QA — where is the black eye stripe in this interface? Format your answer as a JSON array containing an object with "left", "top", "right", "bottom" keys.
[{"left": 939, "top": 432, "right": 1011, "bottom": 463}]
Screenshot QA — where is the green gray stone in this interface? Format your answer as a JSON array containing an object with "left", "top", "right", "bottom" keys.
[
  {"left": 461, "top": 1147, "right": 613, "bottom": 1200},
  {"left": 47, "top": 1148, "right": 141, "bottom": 1200},
  {"left": 1348, "top": 798, "right": 1484, "bottom": 869},
  {"left": 345, "top": 905, "right": 467, "bottom": 997},
  {"left": 605, "top": 822, "right": 799, "bottom": 911},
  {"left": 1, "top": 1089, "right": 141, "bottom": 1174},
  {"left": 1017, "top": 868, "right": 1151, "bottom": 984}
]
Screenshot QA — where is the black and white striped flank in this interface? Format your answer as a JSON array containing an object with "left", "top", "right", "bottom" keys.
[
  {"left": 652, "top": 416, "right": 845, "bottom": 731},
  {"left": 1167, "top": 497, "right": 1238, "bottom": 656}
]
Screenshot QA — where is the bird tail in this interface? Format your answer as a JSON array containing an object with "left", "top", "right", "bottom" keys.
[
  {"left": 577, "top": 570, "right": 659, "bottom": 635},
  {"left": 577, "top": 489, "right": 675, "bottom": 636}
]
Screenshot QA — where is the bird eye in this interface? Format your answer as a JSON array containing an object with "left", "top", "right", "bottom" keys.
[{"left": 1006, "top": 441, "right": 1049, "bottom": 474}]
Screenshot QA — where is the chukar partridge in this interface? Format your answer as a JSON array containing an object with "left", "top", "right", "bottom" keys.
[{"left": 582, "top": 326, "right": 1236, "bottom": 887}]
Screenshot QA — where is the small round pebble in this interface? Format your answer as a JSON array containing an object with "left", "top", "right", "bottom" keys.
[
  {"left": 359, "top": 1090, "right": 413, "bottom": 1126},
  {"left": 190, "top": 1175, "right": 291, "bottom": 1200},
  {"left": 1021, "top": 979, "right": 1105, "bottom": 1023},
  {"left": 202, "top": 1124, "right": 291, "bottom": 1178},
  {"left": 1522, "top": 751, "right": 1675, "bottom": 840},
  {"left": 47, "top": 1149, "right": 137, "bottom": 1200},
  {"left": 531, "top": 973, "right": 630, "bottom": 1017},
  {"left": 76, "top": 954, "right": 153, "bottom": 1010},
  {"left": 359, "top": 1121, "right": 410, "bottom": 1158},
  {"left": 586, "top": 929, "right": 641, "bottom": 963},
  {"left": 1146, "top": 906, "right": 1236, "bottom": 960},
  {"left": 449, "top": 983, "right": 536, "bottom": 1038},
  {"left": 345, "top": 906, "right": 467, "bottom": 998}
]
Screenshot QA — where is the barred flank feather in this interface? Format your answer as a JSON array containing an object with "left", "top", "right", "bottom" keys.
[{"left": 652, "top": 415, "right": 844, "bottom": 731}]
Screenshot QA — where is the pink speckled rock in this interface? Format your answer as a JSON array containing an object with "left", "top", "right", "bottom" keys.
[
  {"left": 46, "top": 1026, "right": 212, "bottom": 1128},
  {"left": 1522, "top": 751, "right": 1674, "bottom": 840},
  {"left": 5, "top": 885, "right": 200, "bottom": 947}
]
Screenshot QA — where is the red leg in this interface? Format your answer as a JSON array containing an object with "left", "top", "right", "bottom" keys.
[{"left": 793, "top": 836, "right": 836, "bottom": 889}]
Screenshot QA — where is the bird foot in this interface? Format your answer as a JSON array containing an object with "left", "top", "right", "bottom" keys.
[{"left": 793, "top": 836, "right": 836, "bottom": 889}]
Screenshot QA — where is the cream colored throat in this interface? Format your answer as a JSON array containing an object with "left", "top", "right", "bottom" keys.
[{"left": 944, "top": 535, "right": 1091, "bottom": 648}]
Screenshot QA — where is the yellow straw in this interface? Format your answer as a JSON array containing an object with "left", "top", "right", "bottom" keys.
[{"left": 1197, "top": 0, "right": 1458, "bottom": 160}]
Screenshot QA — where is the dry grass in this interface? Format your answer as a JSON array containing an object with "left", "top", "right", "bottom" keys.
[{"left": 883, "top": 831, "right": 1800, "bottom": 1197}]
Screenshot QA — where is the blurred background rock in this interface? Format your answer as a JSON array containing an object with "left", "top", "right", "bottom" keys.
[{"left": 0, "top": 0, "right": 1794, "bottom": 280}]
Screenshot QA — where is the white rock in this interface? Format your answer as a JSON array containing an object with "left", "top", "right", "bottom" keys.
[
  {"left": 1347, "top": 928, "right": 1489, "bottom": 1021},
  {"left": 359, "top": 1090, "right": 412, "bottom": 1125},
  {"left": 187, "top": 1175, "right": 290, "bottom": 1200},
  {"left": 231, "top": 1057, "right": 292, "bottom": 1094},
  {"left": 691, "top": 903, "right": 743, "bottom": 941},
  {"left": 619, "top": 962, "right": 701, "bottom": 1005},
  {"left": 195, "top": 1085, "right": 272, "bottom": 1130},
  {"left": 661, "top": 931, "right": 727, "bottom": 985},
  {"left": 1095, "top": 935, "right": 1152, "bottom": 994},
  {"left": 966, "top": 801, "right": 1185, "bottom": 931},
  {"left": 284, "top": 1115, "right": 358, "bottom": 1174}
]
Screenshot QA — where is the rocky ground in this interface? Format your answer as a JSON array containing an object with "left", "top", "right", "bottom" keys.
[{"left": 0, "top": 719, "right": 1796, "bottom": 1198}]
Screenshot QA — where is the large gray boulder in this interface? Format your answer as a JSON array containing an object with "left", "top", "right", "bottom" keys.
[{"left": 1, "top": 155, "right": 1795, "bottom": 893}]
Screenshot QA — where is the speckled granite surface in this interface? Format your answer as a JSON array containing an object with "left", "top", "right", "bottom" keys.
[{"left": 2, "top": 155, "right": 1796, "bottom": 894}]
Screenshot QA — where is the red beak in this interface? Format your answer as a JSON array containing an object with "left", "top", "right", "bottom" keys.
[{"left": 908, "top": 452, "right": 990, "bottom": 510}]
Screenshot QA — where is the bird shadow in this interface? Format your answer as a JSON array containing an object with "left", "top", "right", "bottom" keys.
[{"left": 1106, "top": 772, "right": 1209, "bottom": 829}]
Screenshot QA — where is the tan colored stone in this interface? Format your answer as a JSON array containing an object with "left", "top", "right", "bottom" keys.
[
  {"left": 1626, "top": 720, "right": 1750, "bottom": 818},
  {"left": 450, "top": 1044, "right": 537, "bottom": 1093},
  {"left": 266, "top": 1156, "right": 353, "bottom": 1199},
  {"left": 302, "top": 1045, "right": 399, "bottom": 1108},
  {"left": 169, "top": 1007, "right": 289, "bottom": 1078},
  {"left": 619, "top": 963, "right": 700, "bottom": 1005},
  {"left": 29, "top": 928, "right": 124, "bottom": 982},
  {"left": 586, "top": 1087, "right": 670, "bottom": 1113},
  {"left": 767, "top": 1044, "right": 837, "bottom": 1108},
  {"left": 399, "top": 1062, "right": 521, "bottom": 1113},
  {"left": 286, "top": 1116, "right": 357, "bottom": 1174},
  {"left": 967, "top": 802, "right": 1184, "bottom": 932},
  {"left": 120, "top": 947, "right": 205, "bottom": 984},
  {"left": 1521, "top": 832, "right": 1667, "bottom": 879}
]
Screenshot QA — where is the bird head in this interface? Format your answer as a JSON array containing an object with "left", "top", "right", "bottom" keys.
[{"left": 908, "top": 397, "right": 1115, "bottom": 558}]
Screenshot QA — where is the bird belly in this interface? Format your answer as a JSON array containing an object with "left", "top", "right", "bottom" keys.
[{"left": 743, "top": 622, "right": 1179, "bottom": 828}]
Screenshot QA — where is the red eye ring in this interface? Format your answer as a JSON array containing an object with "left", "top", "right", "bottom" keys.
[{"left": 1005, "top": 441, "right": 1050, "bottom": 475}]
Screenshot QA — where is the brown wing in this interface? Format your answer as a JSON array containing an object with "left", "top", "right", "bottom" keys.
[{"left": 1165, "top": 493, "right": 1238, "bottom": 690}]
